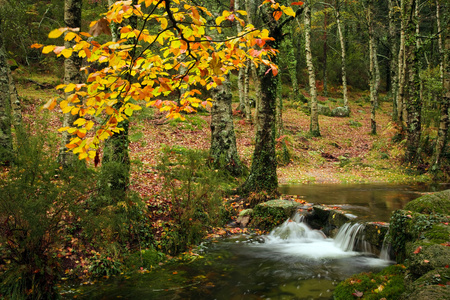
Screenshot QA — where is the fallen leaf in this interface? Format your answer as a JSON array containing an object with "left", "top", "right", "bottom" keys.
[{"left": 413, "top": 246, "right": 422, "bottom": 254}]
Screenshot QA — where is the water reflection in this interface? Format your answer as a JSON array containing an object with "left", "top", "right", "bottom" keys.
[{"left": 279, "top": 183, "right": 450, "bottom": 221}]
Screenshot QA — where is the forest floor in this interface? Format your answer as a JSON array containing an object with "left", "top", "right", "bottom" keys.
[{"left": 15, "top": 69, "right": 434, "bottom": 201}]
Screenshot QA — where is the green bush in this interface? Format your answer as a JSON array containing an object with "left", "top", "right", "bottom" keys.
[
  {"left": 0, "top": 125, "right": 95, "bottom": 299},
  {"left": 156, "top": 147, "right": 230, "bottom": 255}
]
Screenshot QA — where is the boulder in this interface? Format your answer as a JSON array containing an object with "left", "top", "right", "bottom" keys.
[
  {"left": 403, "top": 189, "right": 450, "bottom": 214},
  {"left": 250, "top": 200, "right": 302, "bottom": 231},
  {"left": 331, "top": 106, "right": 350, "bottom": 117}
]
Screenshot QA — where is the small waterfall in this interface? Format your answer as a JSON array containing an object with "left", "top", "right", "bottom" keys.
[
  {"left": 380, "top": 229, "right": 393, "bottom": 261},
  {"left": 267, "top": 213, "right": 326, "bottom": 241},
  {"left": 334, "top": 223, "right": 366, "bottom": 252}
]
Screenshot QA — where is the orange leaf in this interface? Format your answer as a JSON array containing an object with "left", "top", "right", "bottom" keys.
[
  {"left": 413, "top": 246, "right": 422, "bottom": 254},
  {"left": 291, "top": 1, "right": 304, "bottom": 5},
  {"left": 273, "top": 10, "right": 283, "bottom": 21}
]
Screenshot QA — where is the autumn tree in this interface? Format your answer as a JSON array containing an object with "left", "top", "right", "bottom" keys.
[
  {"left": 239, "top": 1, "right": 303, "bottom": 198},
  {"left": 58, "top": 0, "right": 83, "bottom": 167},
  {"left": 37, "top": 0, "right": 284, "bottom": 186}
]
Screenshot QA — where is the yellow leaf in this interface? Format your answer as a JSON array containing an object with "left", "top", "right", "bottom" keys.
[
  {"left": 85, "top": 121, "right": 94, "bottom": 131},
  {"left": 124, "top": 107, "right": 133, "bottom": 116},
  {"left": 281, "top": 6, "right": 296, "bottom": 17},
  {"left": 42, "top": 45, "right": 56, "bottom": 54},
  {"left": 64, "top": 32, "right": 77, "bottom": 41},
  {"left": 79, "top": 152, "right": 88, "bottom": 160},
  {"left": 49, "top": 28, "right": 65, "bottom": 39},
  {"left": 65, "top": 84, "right": 76, "bottom": 93},
  {"left": 61, "top": 48, "right": 73, "bottom": 58},
  {"left": 73, "top": 118, "right": 86, "bottom": 126}
]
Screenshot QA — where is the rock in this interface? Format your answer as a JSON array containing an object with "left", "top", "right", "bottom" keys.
[
  {"left": 404, "top": 189, "right": 450, "bottom": 214},
  {"left": 406, "top": 243, "right": 450, "bottom": 278},
  {"left": 318, "top": 104, "right": 332, "bottom": 116},
  {"left": 331, "top": 106, "right": 350, "bottom": 117},
  {"left": 249, "top": 200, "right": 302, "bottom": 231},
  {"left": 404, "top": 285, "right": 450, "bottom": 300},
  {"left": 236, "top": 209, "right": 253, "bottom": 227}
]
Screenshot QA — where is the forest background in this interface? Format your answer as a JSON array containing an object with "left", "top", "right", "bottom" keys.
[{"left": 0, "top": 0, "right": 448, "bottom": 298}]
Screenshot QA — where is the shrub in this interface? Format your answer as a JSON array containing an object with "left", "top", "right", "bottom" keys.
[
  {"left": 0, "top": 125, "right": 94, "bottom": 299},
  {"left": 156, "top": 147, "right": 231, "bottom": 255}
]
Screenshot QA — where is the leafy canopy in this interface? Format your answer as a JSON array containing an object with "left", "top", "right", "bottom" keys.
[{"left": 33, "top": 0, "right": 299, "bottom": 160}]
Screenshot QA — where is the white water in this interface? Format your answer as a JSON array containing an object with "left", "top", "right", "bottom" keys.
[{"left": 256, "top": 213, "right": 392, "bottom": 266}]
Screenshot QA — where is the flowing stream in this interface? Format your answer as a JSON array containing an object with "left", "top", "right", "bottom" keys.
[
  {"left": 63, "top": 184, "right": 449, "bottom": 299},
  {"left": 63, "top": 214, "right": 392, "bottom": 299}
]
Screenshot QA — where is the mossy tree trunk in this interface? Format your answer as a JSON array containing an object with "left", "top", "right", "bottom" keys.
[
  {"left": 389, "top": 0, "right": 399, "bottom": 122},
  {"left": 305, "top": 1, "right": 320, "bottom": 137},
  {"left": 0, "top": 17, "right": 12, "bottom": 165},
  {"left": 101, "top": 0, "right": 135, "bottom": 194},
  {"left": 58, "top": 0, "right": 83, "bottom": 167},
  {"left": 431, "top": 26, "right": 449, "bottom": 172},
  {"left": 368, "top": 0, "right": 377, "bottom": 135},
  {"left": 397, "top": 0, "right": 406, "bottom": 128},
  {"left": 239, "top": 6, "right": 294, "bottom": 197},
  {"left": 403, "top": 0, "right": 422, "bottom": 164},
  {"left": 210, "top": 79, "right": 243, "bottom": 176}
]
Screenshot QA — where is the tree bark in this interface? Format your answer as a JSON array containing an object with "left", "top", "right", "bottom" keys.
[
  {"left": 403, "top": 0, "right": 422, "bottom": 164},
  {"left": 389, "top": 0, "right": 399, "bottom": 122},
  {"left": 101, "top": 0, "right": 135, "bottom": 193},
  {"left": 397, "top": 0, "right": 406, "bottom": 127},
  {"left": 335, "top": 0, "right": 348, "bottom": 110},
  {"left": 305, "top": 1, "right": 320, "bottom": 136},
  {"left": 368, "top": 0, "right": 377, "bottom": 135},
  {"left": 210, "top": 79, "right": 243, "bottom": 176},
  {"left": 58, "top": 0, "right": 83, "bottom": 167},
  {"left": 0, "top": 17, "right": 12, "bottom": 165},
  {"left": 239, "top": 8, "right": 286, "bottom": 197},
  {"left": 431, "top": 9, "right": 449, "bottom": 172},
  {"left": 322, "top": 9, "right": 328, "bottom": 97}
]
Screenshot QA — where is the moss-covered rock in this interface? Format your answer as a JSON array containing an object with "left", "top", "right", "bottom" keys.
[
  {"left": 249, "top": 200, "right": 302, "bottom": 231},
  {"left": 407, "top": 267, "right": 450, "bottom": 294},
  {"left": 334, "top": 264, "right": 406, "bottom": 300},
  {"left": 363, "top": 222, "right": 390, "bottom": 254},
  {"left": 403, "top": 189, "right": 450, "bottom": 214},
  {"left": 406, "top": 243, "right": 450, "bottom": 278},
  {"left": 331, "top": 106, "right": 350, "bottom": 117},
  {"left": 403, "top": 284, "right": 450, "bottom": 300}
]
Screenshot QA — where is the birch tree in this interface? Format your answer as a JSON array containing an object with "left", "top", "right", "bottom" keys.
[{"left": 304, "top": 0, "right": 320, "bottom": 136}]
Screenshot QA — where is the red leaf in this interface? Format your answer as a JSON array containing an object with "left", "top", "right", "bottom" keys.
[
  {"left": 352, "top": 290, "right": 363, "bottom": 298},
  {"left": 413, "top": 246, "right": 422, "bottom": 254},
  {"left": 291, "top": 1, "right": 304, "bottom": 5}
]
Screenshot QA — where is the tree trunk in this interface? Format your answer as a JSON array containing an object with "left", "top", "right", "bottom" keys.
[
  {"left": 243, "top": 63, "right": 252, "bottom": 122},
  {"left": 58, "top": 0, "right": 83, "bottom": 167},
  {"left": 210, "top": 79, "right": 243, "bottom": 176},
  {"left": 286, "top": 38, "right": 300, "bottom": 102},
  {"left": 389, "top": 0, "right": 399, "bottom": 122},
  {"left": 431, "top": 8, "right": 449, "bottom": 172},
  {"left": 0, "top": 17, "right": 12, "bottom": 165},
  {"left": 397, "top": 0, "right": 406, "bottom": 127},
  {"left": 101, "top": 0, "right": 135, "bottom": 193},
  {"left": 322, "top": 10, "right": 328, "bottom": 97},
  {"left": 403, "top": 0, "right": 422, "bottom": 164},
  {"left": 368, "top": 0, "right": 378, "bottom": 135},
  {"left": 246, "top": 0, "right": 261, "bottom": 121},
  {"left": 305, "top": 1, "right": 320, "bottom": 136},
  {"left": 239, "top": 11, "right": 284, "bottom": 198},
  {"left": 335, "top": 0, "right": 348, "bottom": 110},
  {"left": 276, "top": 73, "right": 283, "bottom": 138}
]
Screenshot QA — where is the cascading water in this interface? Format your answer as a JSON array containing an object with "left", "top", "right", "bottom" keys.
[{"left": 333, "top": 222, "right": 367, "bottom": 252}]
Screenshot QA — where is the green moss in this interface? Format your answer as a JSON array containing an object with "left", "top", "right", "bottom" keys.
[
  {"left": 249, "top": 200, "right": 300, "bottom": 231},
  {"left": 423, "top": 223, "right": 450, "bottom": 244},
  {"left": 403, "top": 190, "right": 450, "bottom": 214},
  {"left": 334, "top": 265, "right": 406, "bottom": 300}
]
